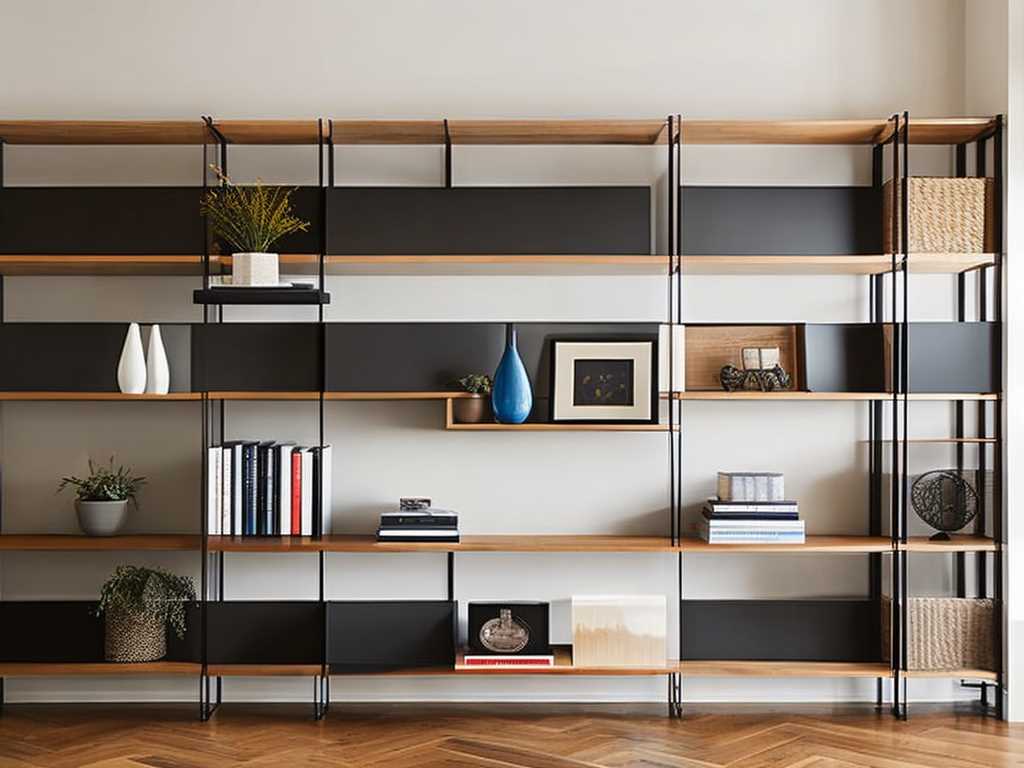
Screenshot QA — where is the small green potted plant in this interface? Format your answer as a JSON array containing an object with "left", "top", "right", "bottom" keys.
[
  {"left": 58, "top": 457, "right": 145, "bottom": 537},
  {"left": 97, "top": 565, "right": 196, "bottom": 663},
  {"left": 452, "top": 374, "right": 494, "bottom": 423},
  {"left": 200, "top": 166, "right": 310, "bottom": 287}
]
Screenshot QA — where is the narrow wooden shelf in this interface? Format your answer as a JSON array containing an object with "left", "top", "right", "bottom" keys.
[
  {"left": 0, "top": 534, "right": 198, "bottom": 551},
  {"left": 445, "top": 421, "right": 674, "bottom": 432},
  {"left": 899, "top": 117, "right": 999, "bottom": 145},
  {"left": 902, "top": 535, "right": 998, "bottom": 553},
  {"left": 209, "top": 534, "right": 674, "bottom": 553},
  {"left": 676, "top": 391, "right": 997, "bottom": 402},
  {"left": 445, "top": 119, "right": 670, "bottom": 145},
  {"left": 679, "top": 536, "right": 892, "bottom": 553},
  {"left": 680, "top": 117, "right": 998, "bottom": 146},
  {"left": 0, "top": 255, "right": 208, "bottom": 276},
  {"left": 903, "top": 668, "right": 998, "bottom": 681},
  {"left": 866, "top": 437, "right": 998, "bottom": 444},
  {"left": 678, "top": 253, "right": 994, "bottom": 276},
  {"left": 0, "top": 120, "right": 207, "bottom": 145},
  {"left": 207, "top": 664, "right": 322, "bottom": 677},
  {"left": 0, "top": 662, "right": 200, "bottom": 676},
  {"left": 208, "top": 120, "right": 321, "bottom": 145},
  {"left": 679, "top": 660, "right": 891, "bottom": 678},
  {"left": 207, "top": 391, "right": 470, "bottom": 401},
  {"left": 0, "top": 392, "right": 200, "bottom": 402},
  {"left": 326, "top": 255, "right": 670, "bottom": 276},
  {"left": 454, "top": 646, "right": 678, "bottom": 675}
]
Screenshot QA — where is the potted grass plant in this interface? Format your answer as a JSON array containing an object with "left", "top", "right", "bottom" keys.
[
  {"left": 96, "top": 565, "right": 196, "bottom": 663},
  {"left": 452, "top": 374, "right": 494, "bottom": 423},
  {"left": 200, "top": 166, "right": 310, "bottom": 287},
  {"left": 58, "top": 457, "right": 145, "bottom": 537}
]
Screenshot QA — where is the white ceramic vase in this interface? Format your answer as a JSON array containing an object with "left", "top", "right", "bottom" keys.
[
  {"left": 145, "top": 324, "right": 170, "bottom": 395},
  {"left": 117, "top": 322, "right": 146, "bottom": 394},
  {"left": 232, "top": 252, "right": 279, "bottom": 287}
]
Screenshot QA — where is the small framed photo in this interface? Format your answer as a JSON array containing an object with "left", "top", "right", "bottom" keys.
[{"left": 550, "top": 339, "right": 657, "bottom": 423}]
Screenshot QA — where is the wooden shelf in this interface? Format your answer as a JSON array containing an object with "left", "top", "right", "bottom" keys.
[
  {"left": 676, "top": 391, "right": 997, "bottom": 402},
  {"left": 454, "top": 646, "right": 678, "bottom": 675},
  {"left": 209, "top": 534, "right": 674, "bottom": 553},
  {"left": 0, "top": 662, "right": 200, "bottom": 676},
  {"left": 207, "top": 664, "right": 322, "bottom": 677},
  {"left": 0, "top": 120, "right": 207, "bottom": 145},
  {"left": 902, "top": 535, "right": 998, "bottom": 553},
  {"left": 445, "top": 421, "right": 674, "bottom": 432},
  {"left": 0, "top": 392, "right": 200, "bottom": 402},
  {"left": 679, "top": 536, "right": 891, "bottom": 553},
  {"left": 679, "top": 660, "right": 891, "bottom": 678},
  {"left": 678, "top": 253, "right": 995, "bottom": 275},
  {"left": 0, "top": 255, "right": 209, "bottom": 276},
  {"left": 0, "top": 534, "right": 198, "bottom": 551},
  {"left": 326, "top": 255, "right": 670, "bottom": 275},
  {"left": 446, "top": 119, "right": 670, "bottom": 145},
  {"left": 903, "top": 668, "right": 998, "bottom": 681},
  {"left": 680, "top": 117, "right": 998, "bottom": 146},
  {"left": 208, "top": 120, "right": 321, "bottom": 145}
]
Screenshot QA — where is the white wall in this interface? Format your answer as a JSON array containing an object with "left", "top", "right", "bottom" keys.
[{"left": 0, "top": 0, "right": 996, "bottom": 706}]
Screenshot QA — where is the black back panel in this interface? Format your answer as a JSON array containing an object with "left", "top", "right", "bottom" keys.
[
  {"left": 681, "top": 187, "right": 882, "bottom": 255},
  {"left": 328, "top": 187, "right": 650, "bottom": 255},
  {"left": 0, "top": 324, "right": 124, "bottom": 391},
  {"left": 903, "top": 322, "right": 997, "bottom": 394},
  {"left": 682, "top": 600, "right": 880, "bottom": 662},
  {"left": 207, "top": 601, "right": 322, "bottom": 664},
  {"left": 803, "top": 323, "right": 886, "bottom": 392},
  {"left": 327, "top": 601, "right": 455, "bottom": 669},
  {"left": 192, "top": 323, "right": 322, "bottom": 391}
]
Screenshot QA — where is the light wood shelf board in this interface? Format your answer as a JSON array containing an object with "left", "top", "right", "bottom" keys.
[
  {"left": 0, "top": 255, "right": 208, "bottom": 276},
  {"left": 907, "top": 253, "right": 996, "bottom": 273},
  {"left": 679, "top": 255, "right": 895, "bottom": 275},
  {"left": 905, "top": 118, "right": 999, "bottom": 145},
  {"left": 329, "top": 120, "right": 446, "bottom": 145},
  {"left": 454, "top": 646, "right": 678, "bottom": 675},
  {"left": 208, "top": 120, "right": 321, "bottom": 145},
  {"left": 210, "top": 534, "right": 674, "bottom": 553},
  {"left": 679, "top": 536, "right": 892, "bottom": 553},
  {"left": 445, "top": 421, "right": 674, "bottom": 432},
  {"left": 903, "top": 668, "right": 998, "bottom": 680},
  {"left": 0, "top": 662, "right": 200, "bottom": 676},
  {"left": 676, "top": 391, "right": 997, "bottom": 402},
  {"left": 679, "top": 661, "right": 891, "bottom": 678},
  {"left": 326, "top": 254, "right": 670, "bottom": 276},
  {"left": 207, "top": 664, "right": 322, "bottom": 677},
  {"left": 447, "top": 119, "right": 670, "bottom": 145},
  {"left": 0, "top": 120, "right": 207, "bottom": 145},
  {"left": 681, "top": 120, "right": 890, "bottom": 145},
  {"left": 0, "top": 534, "right": 198, "bottom": 551},
  {"left": 0, "top": 392, "right": 200, "bottom": 401},
  {"left": 902, "top": 535, "right": 998, "bottom": 553}
]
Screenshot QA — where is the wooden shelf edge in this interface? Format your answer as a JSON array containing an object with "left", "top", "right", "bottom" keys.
[
  {"left": 901, "top": 536, "right": 998, "bottom": 553},
  {"left": 0, "top": 392, "right": 200, "bottom": 401},
  {"left": 207, "top": 664, "right": 322, "bottom": 677},
  {"left": 676, "top": 391, "right": 997, "bottom": 402},
  {"left": 679, "top": 536, "right": 892, "bottom": 553},
  {"left": 0, "top": 662, "right": 200, "bottom": 676},
  {"left": 679, "top": 661, "right": 891, "bottom": 678},
  {"left": 209, "top": 534, "right": 675, "bottom": 553},
  {"left": 903, "top": 668, "right": 998, "bottom": 680},
  {"left": 0, "top": 534, "right": 199, "bottom": 551}
]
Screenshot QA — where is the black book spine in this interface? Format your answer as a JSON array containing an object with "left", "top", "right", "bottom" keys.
[
  {"left": 312, "top": 447, "right": 322, "bottom": 537},
  {"left": 256, "top": 446, "right": 266, "bottom": 536},
  {"left": 243, "top": 444, "right": 257, "bottom": 536}
]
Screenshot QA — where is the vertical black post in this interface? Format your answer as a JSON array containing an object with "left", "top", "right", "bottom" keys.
[
  {"left": 444, "top": 119, "right": 452, "bottom": 189},
  {"left": 887, "top": 114, "right": 902, "bottom": 720},
  {"left": 198, "top": 123, "right": 211, "bottom": 721},
  {"left": 314, "top": 118, "right": 330, "bottom": 720},
  {"left": 954, "top": 142, "right": 967, "bottom": 599},
  {"left": 899, "top": 110, "right": 911, "bottom": 719},
  {"left": 992, "top": 114, "right": 1005, "bottom": 719},
  {"left": 975, "top": 137, "right": 989, "bottom": 618},
  {"left": 0, "top": 137, "right": 5, "bottom": 708}
]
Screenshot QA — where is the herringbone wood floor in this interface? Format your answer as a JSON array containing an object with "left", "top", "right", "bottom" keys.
[{"left": 0, "top": 702, "right": 1020, "bottom": 767}]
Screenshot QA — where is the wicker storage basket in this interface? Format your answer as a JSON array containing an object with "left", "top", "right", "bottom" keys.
[
  {"left": 882, "top": 177, "right": 994, "bottom": 254},
  {"left": 104, "top": 608, "right": 167, "bottom": 663},
  {"left": 881, "top": 596, "right": 994, "bottom": 671}
]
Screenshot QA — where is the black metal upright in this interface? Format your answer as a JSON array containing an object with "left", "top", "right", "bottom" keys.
[
  {"left": 992, "top": 114, "right": 1005, "bottom": 719},
  {"left": 869, "top": 141, "right": 885, "bottom": 711}
]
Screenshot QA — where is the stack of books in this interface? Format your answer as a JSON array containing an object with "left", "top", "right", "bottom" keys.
[
  {"left": 206, "top": 441, "right": 332, "bottom": 537},
  {"left": 377, "top": 498, "right": 459, "bottom": 543},
  {"left": 698, "top": 499, "right": 804, "bottom": 544}
]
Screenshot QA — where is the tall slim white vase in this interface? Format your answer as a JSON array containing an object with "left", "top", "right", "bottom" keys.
[
  {"left": 145, "top": 324, "right": 170, "bottom": 395},
  {"left": 117, "top": 322, "right": 146, "bottom": 394}
]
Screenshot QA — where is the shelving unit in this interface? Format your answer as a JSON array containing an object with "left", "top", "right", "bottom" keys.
[{"left": 0, "top": 115, "right": 1004, "bottom": 721}]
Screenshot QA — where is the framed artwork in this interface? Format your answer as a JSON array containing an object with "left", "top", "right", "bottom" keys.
[{"left": 549, "top": 339, "right": 657, "bottom": 423}]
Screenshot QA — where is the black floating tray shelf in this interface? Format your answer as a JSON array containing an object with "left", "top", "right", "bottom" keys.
[{"left": 193, "top": 288, "right": 331, "bottom": 306}]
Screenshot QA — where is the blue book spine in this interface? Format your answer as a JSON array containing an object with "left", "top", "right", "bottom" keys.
[{"left": 243, "top": 444, "right": 257, "bottom": 536}]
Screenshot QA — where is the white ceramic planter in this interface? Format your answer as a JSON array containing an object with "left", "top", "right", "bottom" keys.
[
  {"left": 77, "top": 499, "right": 129, "bottom": 537},
  {"left": 232, "top": 252, "right": 279, "bottom": 286}
]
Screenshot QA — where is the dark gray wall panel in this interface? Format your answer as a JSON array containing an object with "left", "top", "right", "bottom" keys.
[
  {"left": 0, "top": 188, "right": 205, "bottom": 254},
  {"left": 901, "top": 322, "right": 997, "bottom": 394},
  {"left": 804, "top": 323, "right": 886, "bottom": 392},
  {"left": 682, "top": 600, "right": 880, "bottom": 662},
  {"left": 326, "top": 323, "right": 504, "bottom": 391},
  {"left": 192, "top": 323, "right": 321, "bottom": 391},
  {"left": 327, "top": 187, "right": 650, "bottom": 255},
  {"left": 681, "top": 186, "right": 882, "bottom": 255},
  {"left": 327, "top": 601, "right": 454, "bottom": 669},
  {"left": 207, "top": 601, "right": 321, "bottom": 664}
]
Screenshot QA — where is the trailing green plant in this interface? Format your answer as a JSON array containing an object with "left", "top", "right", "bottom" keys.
[
  {"left": 200, "top": 166, "right": 310, "bottom": 253},
  {"left": 58, "top": 457, "right": 145, "bottom": 504},
  {"left": 454, "top": 374, "right": 493, "bottom": 395},
  {"left": 96, "top": 565, "right": 196, "bottom": 639}
]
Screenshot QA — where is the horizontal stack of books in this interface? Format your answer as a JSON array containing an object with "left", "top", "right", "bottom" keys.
[
  {"left": 206, "top": 441, "right": 332, "bottom": 537},
  {"left": 699, "top": 471, "right": 804, "bottom": 544},
  {"left": 377, "top": 498, "right": 459, "bottom": 543}
]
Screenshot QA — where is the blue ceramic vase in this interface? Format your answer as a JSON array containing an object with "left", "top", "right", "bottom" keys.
[{"left": 491, "top": 326, "right": 532, "bottom": 424}]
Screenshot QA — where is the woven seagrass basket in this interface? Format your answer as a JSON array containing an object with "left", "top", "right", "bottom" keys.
[
  {"left": 104, "top": 608, "right": 166, "bottom": 663},
  {"left": 881, "top": 596, "right": 994, "bottom": 671},
  {"left": 882, "top": 177, "right": 994, "bottom": 254}
]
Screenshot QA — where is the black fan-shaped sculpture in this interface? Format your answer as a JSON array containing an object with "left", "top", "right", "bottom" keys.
[{"left": 911, "top": 470, "right": 978, "bottom": 541}]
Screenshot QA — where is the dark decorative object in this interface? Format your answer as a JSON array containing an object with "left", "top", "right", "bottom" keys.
[
  {"left": 468, "top": 602, "right": 550, "bottom": 655},
  {"left": 911, "top": 470, "right": 978, "bottom": 540},
  {"left": 550, "top": 339, "right": 657, "bottom": 423},
  {"left": 720, "top": 364, "right": 792, "bottom": 392}
]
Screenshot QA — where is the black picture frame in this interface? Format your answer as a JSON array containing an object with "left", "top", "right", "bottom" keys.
[{"left": 548, "top": 337, "right": 659, "bottom": 424}]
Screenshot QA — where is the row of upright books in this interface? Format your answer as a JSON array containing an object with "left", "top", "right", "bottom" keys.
[{"left": 206, "top": 442, "right": 332, "bottom": 537}]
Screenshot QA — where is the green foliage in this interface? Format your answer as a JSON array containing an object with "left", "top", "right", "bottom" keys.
[
  {"left": 58, "top": 457, "right": 145, "bottom": 503},
  {"left": 454, "top": 374, "right": 493, "bottom": 395},
  {"left": 96, "top": 565, "right": 196, "bottom": 639},
  {"left": 200, "top": 166, "right": 310, "bottom": 253}
]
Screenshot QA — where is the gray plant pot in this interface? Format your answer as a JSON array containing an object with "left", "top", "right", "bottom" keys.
[
  {"left": 76, "top": 499, "right": 129, "bottom": 537},
  {"left": 452, "top": 394, "right": 491, "bottom": 424}
]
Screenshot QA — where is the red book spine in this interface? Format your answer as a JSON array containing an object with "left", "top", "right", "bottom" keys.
[{"left": 291, "top": 451, "right": 302, "bottom": 535}]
